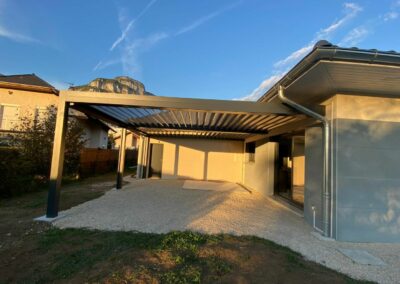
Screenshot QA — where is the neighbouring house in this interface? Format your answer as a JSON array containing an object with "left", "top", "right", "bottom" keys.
[
  {"left": 47, "top": 41, "right": 400, "bottom": 243},
  {"left": 113, "top": 130, "right": 138, "bottom": 149},
  {"left": 0, "top": 74, "right": 110, "bottom": 148}
]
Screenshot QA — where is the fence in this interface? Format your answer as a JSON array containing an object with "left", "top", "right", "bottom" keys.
[{"left": 79, "top": 148, "right": 138, "bottom": 177}]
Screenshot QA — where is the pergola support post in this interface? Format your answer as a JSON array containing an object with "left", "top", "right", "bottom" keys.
[
  {"left": 143, "top": 137, "right": 150, "bottom": 178},
  {"left": 136, "top": 135, "right": 144, "bottom": 179},
  {"left": 116, "top": 128, "right": 127, "bottom": 189},
  {"left": 46, "top": 99, "right": 69, "bottom": 218}
]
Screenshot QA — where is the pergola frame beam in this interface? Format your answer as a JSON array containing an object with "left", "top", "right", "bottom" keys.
[{"left": 61, "top": 90, "right": 294, "bottom": 115}]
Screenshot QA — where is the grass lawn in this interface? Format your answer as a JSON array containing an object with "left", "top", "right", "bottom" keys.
[{"left": 0, "top": 173, "right": 373, "bottom": 284}]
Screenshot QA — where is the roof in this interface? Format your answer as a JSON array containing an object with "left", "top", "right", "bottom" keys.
[
  {"left": 259, "top": 41, "right": 400, "bottom": 103},
  {"left": 0, "top": 74, "right": 58, "bottom": 94}
]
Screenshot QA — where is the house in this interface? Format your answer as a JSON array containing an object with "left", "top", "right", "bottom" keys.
[
  {"left": 113, "top": 130, "right": 138, "bottom": 149},
  {"left": 46, "top": 41, "right": 400, "bottom": 243},
  {"left": 0, "top": 74, "right": 110, "bottom": 148}
]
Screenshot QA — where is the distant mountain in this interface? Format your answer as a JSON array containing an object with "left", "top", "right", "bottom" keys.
[{"left": 70, "top": 76, "right": 154, "bottom": 96}]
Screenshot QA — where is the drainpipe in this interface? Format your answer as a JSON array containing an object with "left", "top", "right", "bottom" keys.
[{"left": 277, "top": 86, "right": 331, "bottom": 238}]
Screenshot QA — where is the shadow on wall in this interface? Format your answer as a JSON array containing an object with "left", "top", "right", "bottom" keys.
[
  {"left": 150, "top": 138, "right": 243, "bottom": 183},
  {"left": 335, "top": 117, "right": 400, "bottom": 242},
  {"left": 352, "top": 190, "right": 400, "bottom": 235}
]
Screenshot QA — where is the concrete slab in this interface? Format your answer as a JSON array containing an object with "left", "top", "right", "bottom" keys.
[
  {"left": 182, "top": 180, "right": 243, "bottom": 192},
  {"left": 338, "top": 248, "right": 386, "bottom": 266},
  {"left": 311, "top": 231, "right": 335, "bottom": 242},
  {"left": 34, "top": 213, "right": 66, "bottom": 222}
]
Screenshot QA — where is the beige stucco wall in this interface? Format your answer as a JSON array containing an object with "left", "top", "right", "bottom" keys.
[
  {"left": 243, "top": 140, "right": 277, "bottom": 196},
  {"left": 292, "top": 136, "right": 305, "bottom": 187},
  {"left": 325, "top": 94, "right": 400, "bottom": 122},
  {"left": 114, "top": 131, "right": 138, "bottom": 149},
  {"left": 0, "top": 87, "right": 58, "bottom": 124},
  {"left": 293, "top": 156, "right": 305, "bottom": 186},
  {"left": 0, "top": 87, "right": 107, "bottom": 148},
  {"left": 148, "top": 137, "right": 244, "bottom": 183}
]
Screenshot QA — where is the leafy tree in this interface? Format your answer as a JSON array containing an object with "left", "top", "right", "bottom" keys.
[
  {"left": 107, "top": 133, "right": 115, "bottom": 149},
  {"left": 11, "top": 105, "right": 86, "bottom": 179}
]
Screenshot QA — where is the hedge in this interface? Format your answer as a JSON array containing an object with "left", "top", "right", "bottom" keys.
[{"left": 0, "top": 147, "right": 45, "bottom": 198}]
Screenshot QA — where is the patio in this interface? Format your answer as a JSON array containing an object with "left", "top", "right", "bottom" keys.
[{"left": 53, "top": 178, "right": 400, "bottom": 284}]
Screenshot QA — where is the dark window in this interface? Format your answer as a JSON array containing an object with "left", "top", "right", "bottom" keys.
[{"left": 245, "top": 142, "right": 256, "bottom": 162}]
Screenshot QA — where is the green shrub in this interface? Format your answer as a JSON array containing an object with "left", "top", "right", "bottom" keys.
[
  {"left": 0, "top": 147, "right": 42, "bottom": 197},
  {"left": 0, "top": 105, "right": 86, "bottom": 197}
]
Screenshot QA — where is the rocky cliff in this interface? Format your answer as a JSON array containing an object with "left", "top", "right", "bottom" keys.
[{"left": 70, "top": 76, "right": 153, "bottom": 96}]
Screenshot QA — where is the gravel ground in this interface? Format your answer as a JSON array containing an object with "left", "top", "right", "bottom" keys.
[{"left": 54, "top": 178, "right": 400, "bottom": 284}]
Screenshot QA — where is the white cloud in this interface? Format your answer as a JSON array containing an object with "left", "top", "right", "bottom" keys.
[
  {"left": 239, "top": 72, "right": 286, "bottom": 101},
  {"left": 120, "top": 32, "right": 169, "bottom": 76},
  {"left": 175, "top": 1, "right": 241, "bottom": 36},
  {"left": 110, "top": 0, "right": 157, "bottom": 51},
  {"left": 0, "top": 25, "right": 39, "bottom": 43},
  {"left": 339, "top": 0, "right": 400, "bottom": 47},
  {"left": 99, "top": 2, "right": 240, "bottom": 75},
  {"left": 239, "top": 2, "right": 363, "bottom": 101},
  {"left": 0, "top": 0, "right": 40, "bottom": 44},
  {"left": 317, "top": 2, "right": 362, "bottom": 36},
  {"left": 273, "top": 3, "right": 362, "bottom": 70},
  {"left": 384, "top": 11, "right": 399, "bottom": 21},
  {"left": 93, "top": 59, "right": 121, "bottom": 71},
  {"left": 339, "top": 26, "right": 369, "bottom": 46},
  {"left": 273, "top": 45, "right": 313, "bottom": 69},
  {"left": 175, "top": 12, "right": 219, "bottom": 36}
]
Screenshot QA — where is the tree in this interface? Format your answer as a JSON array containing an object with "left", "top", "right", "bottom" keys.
[{"left": 11, "top": 105, "right": 86, "bottom": 179}]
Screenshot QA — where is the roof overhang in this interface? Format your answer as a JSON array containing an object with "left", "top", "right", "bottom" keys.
[
  {"left": 260, "top": 45, "right": 400, "bottom": 108},
  {"left": 279, "top": 60, "right": 400, "bottom": 107},
  {"left": 0, "top": 81, "right": 58, "bottom": 95}
]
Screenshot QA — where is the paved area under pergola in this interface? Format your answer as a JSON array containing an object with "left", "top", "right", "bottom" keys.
[{"left": 53, "top": 178, "right": 400, "bottom": 284}]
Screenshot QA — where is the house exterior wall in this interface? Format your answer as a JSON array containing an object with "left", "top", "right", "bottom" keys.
[
  {"left": 0, "top": 87, "right": 58, "bottom": 130},
  {"left": 148, "top": 137, "right": 243, "bottom": 183},
  {"left": 114, "top": 131, "right": 138, "bottom": 149},
  {"left": 327, "top": 94, "right": 400, "bottom": 242},
  {"left": 0, "top": 86, "right": 108, "bottom": 149},
  {"left": 243, "top": 140, "right": 277, "bottom": 196},
  {"left": 304, "top": 126, "right": 324, "bottom": 232},
  {"left": 78, "top": 118, "right": 108, "bottom": 149}
]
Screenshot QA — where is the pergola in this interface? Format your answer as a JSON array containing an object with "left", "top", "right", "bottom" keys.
[{"left": 46, "top": 90, "right": 311, "bottom": 218}]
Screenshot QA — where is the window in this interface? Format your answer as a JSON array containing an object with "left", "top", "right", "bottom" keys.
[
  {"left": 0, "top": 104, "right": 20, "bottom": 130},
  {"left": 245, "top": 142, "right": 256, "bottom": 162}
]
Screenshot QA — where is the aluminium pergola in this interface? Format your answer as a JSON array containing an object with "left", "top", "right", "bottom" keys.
[{"left": 46, "top": 90, "right": 308, "bottom": 218}]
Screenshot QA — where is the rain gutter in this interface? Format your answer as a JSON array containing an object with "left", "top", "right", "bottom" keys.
[{"left": 278, "top": 86, "right": 331, "bottom": 237}]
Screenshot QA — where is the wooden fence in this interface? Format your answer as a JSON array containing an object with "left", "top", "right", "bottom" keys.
[{"left": 79, "top": 148, "right": 138, "bottom": 177}]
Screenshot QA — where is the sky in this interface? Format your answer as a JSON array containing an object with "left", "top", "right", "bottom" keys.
[{"left": 0, "top": 0, "right": 399, "bottom": 101}]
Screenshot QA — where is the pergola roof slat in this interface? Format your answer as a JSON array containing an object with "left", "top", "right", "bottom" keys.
[{"left": 66, "top": 90, "right": 301, "bottom": 140}]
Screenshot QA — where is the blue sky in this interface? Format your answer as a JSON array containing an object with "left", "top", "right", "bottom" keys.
[{"left": 1, "top": 0, "right": 399, "bottom": 100}]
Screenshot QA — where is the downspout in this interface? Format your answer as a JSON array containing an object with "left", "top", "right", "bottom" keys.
[{"left": 277, "top": 86, "right": 331, "bottom": 238}]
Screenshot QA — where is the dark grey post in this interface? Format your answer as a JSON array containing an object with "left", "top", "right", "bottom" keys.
[
  {"left": 116, "top": 128, "right": 127, "bottom": 189},
  {"left": 46, "top": 99, "right": 69, "bottom": 218}
]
